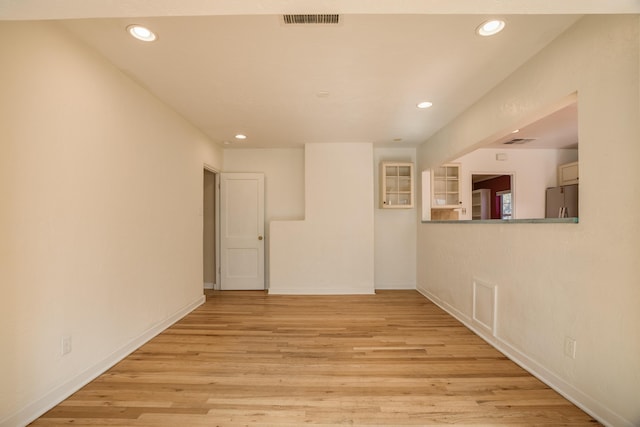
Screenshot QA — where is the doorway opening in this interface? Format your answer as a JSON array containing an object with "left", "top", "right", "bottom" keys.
[
  {"left": 203, "top": 169, "right": 218, "bottom": 290},
  {"left": 472, "top": 174, "right": 513, "bottom": 219}
]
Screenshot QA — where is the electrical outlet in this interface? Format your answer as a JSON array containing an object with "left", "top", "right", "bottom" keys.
[
  {"left": 564, "top": 336, "right": 576, "bottom": 359},
  {"left": 61, "top": 336, "right": 72, "bottom": 356}
]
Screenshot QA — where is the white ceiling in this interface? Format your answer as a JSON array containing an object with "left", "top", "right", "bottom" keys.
[
  {"left": 4, "top": 2, "right": 635, "bottom": 149},
  {"left": 485, "top": 102, "right": 578, "bottom": 150}
]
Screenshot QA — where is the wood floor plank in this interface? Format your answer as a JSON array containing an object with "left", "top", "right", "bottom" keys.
[{"left": 30, "top": 290, "right": 599, "bottom": 425}]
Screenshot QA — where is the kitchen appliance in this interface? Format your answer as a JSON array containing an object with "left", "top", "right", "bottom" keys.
[{"left": 545, "top": 184, "right": 578, "bottom": 218}]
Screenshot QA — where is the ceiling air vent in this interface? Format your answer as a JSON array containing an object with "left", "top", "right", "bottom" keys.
[
  {"left": 283, "top": 14, "right": 340, "bottom": 25},
  {"left": 503, "top": 138, "right": 536, "bottom": 145}
]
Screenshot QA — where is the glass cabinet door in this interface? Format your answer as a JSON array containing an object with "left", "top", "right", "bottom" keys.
[
  {"left": 381, "top": 162, "right": 414, "bottom": 208},
  {"left": 431, "top": 164, "right": 460, "bottom": 208}
]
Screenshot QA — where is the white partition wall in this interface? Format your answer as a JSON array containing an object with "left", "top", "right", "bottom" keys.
[
  {"left": 270, "top": 143, "right": 375, "bottom": 294},
  {"left": 416, "top": 15, "right": 640, "bottom": 426}
]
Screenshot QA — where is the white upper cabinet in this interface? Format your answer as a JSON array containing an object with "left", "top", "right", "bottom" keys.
[
  {"left": 558, "top": 161, "right": 579, "bottom": 186},
  {"left": 431, "top": 163, "right": 461, "bottom": 209},
  {"left": 380, "top": 162, "right": 414, "bottom": 209}
]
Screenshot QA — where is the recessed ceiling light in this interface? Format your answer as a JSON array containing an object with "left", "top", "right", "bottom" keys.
[
  {"left": 417, "top": 101, "right": 433, "bottom": 109},
  {"left": 127, "top": 25, "right": 157, "bottom": 42},
  {"left": 477, "top": 20, "right": 505, "bottom": 37},
  {"left": 223, "top": 141, "right": 233, "bottom": 145},
  {"left": 512, "top": 129, "right": 520, "bottom": 134},
  {"left": 235, "top": 134, "right": 247, "bottom": 140}
]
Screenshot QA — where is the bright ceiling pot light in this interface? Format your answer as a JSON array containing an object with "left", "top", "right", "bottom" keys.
[
  {"left": 477, "top": 19, "right": 505, "bottom": 37},
  {"left": 417, "top": 101, "right": 433, "bottom": 109},
  {"left": 235, "top": 134, "right": 247, "bottom": 140},
  {"left": 127, "top": 25, "right": 157, "bottom": 42}
]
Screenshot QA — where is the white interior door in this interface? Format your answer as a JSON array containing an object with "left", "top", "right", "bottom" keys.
[{"left": 220, "top": 173, "right": 265, "bottom": 290}]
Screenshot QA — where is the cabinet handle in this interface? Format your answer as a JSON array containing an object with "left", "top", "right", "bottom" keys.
[{"left": 258, "top": 235, "right": 263, "bottom": 241}]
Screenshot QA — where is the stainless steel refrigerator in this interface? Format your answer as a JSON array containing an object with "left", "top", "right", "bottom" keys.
[{"left": 545, "top": 184, "right": 579, "bottom": 218}]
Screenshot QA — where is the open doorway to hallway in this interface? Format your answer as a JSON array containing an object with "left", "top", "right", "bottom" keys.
[{"left": 203, "top": 169, "right": 218, "bottom": 290}]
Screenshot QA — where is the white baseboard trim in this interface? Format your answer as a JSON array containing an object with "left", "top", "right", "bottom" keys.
[
  {"left": 1, "top": 295, "right": 206, "bottom": 427},
  {"left": 203, "top": 282, "right": 214, "bottom": 290},
  {"left": 374, "top": 283, "right": 416, "bottom": 290},
  {"left": 268, "top": 286, "right": 375, "bottom": 295},
  {"left": 416, "top": 286, "right": 632, "bottom": 427}
]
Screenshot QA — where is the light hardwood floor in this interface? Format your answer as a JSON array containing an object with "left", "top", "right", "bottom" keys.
[{"left": 32, "top": 290, "right": 598, "bottom": 426}]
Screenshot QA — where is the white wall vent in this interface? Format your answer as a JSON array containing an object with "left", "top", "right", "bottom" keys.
[
  {"left": 503, "top": 138, "right": 536, "bottom": 145},
  {"left": 283, "top": 14, "right": 340, "bottom": 25}
]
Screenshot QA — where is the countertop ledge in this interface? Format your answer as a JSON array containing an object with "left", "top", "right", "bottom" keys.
[{"left": 422, "top": 218, "right": 579, "bottom": 224}]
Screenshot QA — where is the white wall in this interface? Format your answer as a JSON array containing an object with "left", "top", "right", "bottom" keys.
[
  {"left": 417, "top": 15, "right": 640, "bottom": 426},
  {"left": 270, "top": 143, "right": 375, "bottom": 294},
  {"left": 223, "top": 148, "right": 305, "bottom": 289},
  {"left": 374, "top": 148, "right": 417, "bottom": 289},
  {"left": 227, "top": 146, "right": 416, "bottom": 291},
  {"left": 453, "top": 148, "right": 578, "bottom": 219},
  {"left": 0, "top": 21, "right": 223, "bottom": 426}
]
